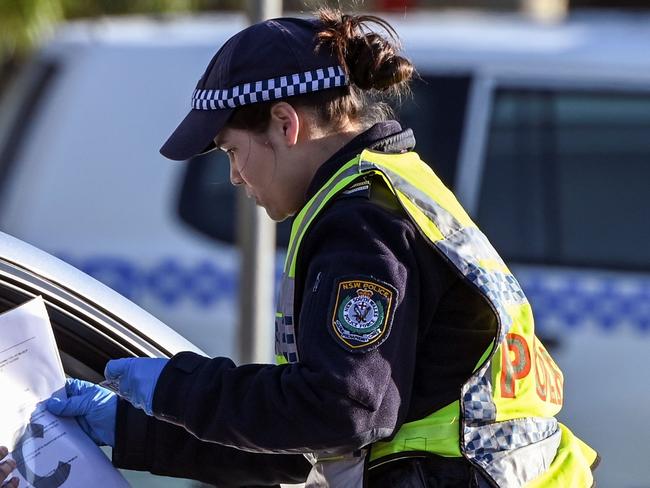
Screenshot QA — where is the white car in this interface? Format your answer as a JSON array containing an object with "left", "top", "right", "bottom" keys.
[
  {"left": 0, "top": 230, "right": 204, "bottom": 487},
  {"left": 0, "top": 10, "right": 649, "bottom": 487}
]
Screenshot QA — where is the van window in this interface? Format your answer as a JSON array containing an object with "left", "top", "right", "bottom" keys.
[
  {"left": 177, "top": 150, "right": 293, "bottom": 247},
  {"left": 398, "top": 75, "right": 470, "bottom": 189},
  {"left": 477, "top": 88, "right": 650, "bottom": 270},
  {"left": 177, "top": 75, "right": 470, "bottom": 246},
  {"left": 0, "top": 61, "right": 59, "bottom": 198}
]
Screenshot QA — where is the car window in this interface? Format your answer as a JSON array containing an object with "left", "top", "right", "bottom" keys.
[
  {"left": 476, "top": 88, "right": 650, "bottom": 270},
  {"left": 0, "top": 301, "right": 197, "bottom": 488},
  {"left": 177, "top": 74, "right": 469, "bottom": 246}
]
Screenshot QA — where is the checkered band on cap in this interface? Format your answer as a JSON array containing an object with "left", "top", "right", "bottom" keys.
[{"left": 191, "top": 65, "right": 348, "bottom": 110}]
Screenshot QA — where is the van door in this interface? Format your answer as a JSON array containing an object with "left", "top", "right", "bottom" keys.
[{"left": 470, "top": 83, "right": 650, "bottom": 487}]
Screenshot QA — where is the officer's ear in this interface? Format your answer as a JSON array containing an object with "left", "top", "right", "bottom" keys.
[{"left": 268, "top": 102, "right": 300, "bottom": 148}]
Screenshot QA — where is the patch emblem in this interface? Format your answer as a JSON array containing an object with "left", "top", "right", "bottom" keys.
[{"left": 330, "top": 278, "right": 396, "bottom": 352}]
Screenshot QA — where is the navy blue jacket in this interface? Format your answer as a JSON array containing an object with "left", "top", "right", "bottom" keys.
[{"left": 112, "top": 122, "right": 496, "bottom": 486}]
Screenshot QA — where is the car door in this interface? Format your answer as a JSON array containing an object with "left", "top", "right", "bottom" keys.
[{"left": 0, "top": 230, "right": 206, "bottom": 487}]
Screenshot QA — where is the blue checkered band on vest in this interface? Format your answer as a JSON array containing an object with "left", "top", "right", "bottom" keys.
[{"left": 191, "top": 65, "right": 348, "bottom": 110}]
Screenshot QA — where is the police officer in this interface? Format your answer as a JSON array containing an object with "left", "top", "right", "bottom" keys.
[{"left": 0, "top": 9, "right": 599, "bottom": 488}]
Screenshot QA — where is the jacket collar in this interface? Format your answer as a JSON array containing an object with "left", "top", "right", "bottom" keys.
[{"left": 304, "top": 121, "right": 415, "bottom": 201}]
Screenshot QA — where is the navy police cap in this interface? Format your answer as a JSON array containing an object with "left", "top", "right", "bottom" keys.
[{"left": 160, "top": 17, "right": 349, "bottom": 161}]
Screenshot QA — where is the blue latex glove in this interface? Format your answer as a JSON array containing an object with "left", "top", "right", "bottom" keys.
[
  {"left": 104, "top": 358, "right": 168, "bottom": 416},
  {"left": 46, "top": 378, "right": 117, "bottom": 447}
]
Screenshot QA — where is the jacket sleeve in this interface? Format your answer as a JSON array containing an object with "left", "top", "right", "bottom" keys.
[
  {"left": 112, "top": 399, "right": 310, "bottom": 486},
  {"left": 150, "top": 197, "right": 439, "bottom": 454}
]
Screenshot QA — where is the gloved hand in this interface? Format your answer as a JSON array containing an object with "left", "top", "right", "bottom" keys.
[
  {"left": 104, "top": 358, "right": 168, "bottom": 416},
  {"left": 46, "top": 378, "right": 117, "bottom": 447}
]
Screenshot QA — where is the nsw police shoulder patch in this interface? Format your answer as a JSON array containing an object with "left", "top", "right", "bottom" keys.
[{"left": 329, "top": 276, "right": 397, "bottom": 353}]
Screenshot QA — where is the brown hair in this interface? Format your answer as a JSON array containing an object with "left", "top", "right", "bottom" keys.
[{"left": 227, "top": 8, "right": 414, "bottom": 133}]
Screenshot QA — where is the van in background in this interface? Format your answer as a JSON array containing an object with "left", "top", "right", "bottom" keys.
[{"left": 0, "top": 11, "right": 649, "bottom": 486}]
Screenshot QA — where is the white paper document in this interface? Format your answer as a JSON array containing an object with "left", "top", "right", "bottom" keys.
[{"left": 0, "top": 296, "right": 130, "bottom": 487}]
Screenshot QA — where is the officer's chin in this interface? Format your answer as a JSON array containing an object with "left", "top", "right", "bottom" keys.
[
  {"left": 267, "top": 209, "right": 288, "bottom": 222},
  {"left": 264, "top": 205, "right": 292, "bottom": 223}
]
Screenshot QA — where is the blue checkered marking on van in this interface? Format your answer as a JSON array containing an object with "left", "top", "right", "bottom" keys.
[
  {"left": 56, "top": 255, "right": 246, "bottom": 306},
  {"left": 516, "top": 269, "right": 650, "bottom": 332},
  {"left": 55, "top": 254, "right": 650, "bottom": 333},
  {"left": 192, "top": 66, "right": 348, "bottom": 110}
]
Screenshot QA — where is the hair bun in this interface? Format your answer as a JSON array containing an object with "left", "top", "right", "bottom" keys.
[
  {"left": 317, "top": 9, "right": 414, "bottom": 93},
  {"left": 346, "top": 33, "right": 413, "bottom": 91}
]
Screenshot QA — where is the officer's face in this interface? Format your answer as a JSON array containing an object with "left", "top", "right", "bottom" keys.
[
  {"left": 215, "top": 123, "right": 313, "bottom": 221},
  {"left": 216, "top": 128, "right": 275, "bottom": 218},
  {"left": 216, "top": 102, "right": 359, "bottom": 221}
]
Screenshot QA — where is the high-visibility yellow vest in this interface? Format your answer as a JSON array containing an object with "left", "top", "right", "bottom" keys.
[{"left": 275, "top": 149, "right": 598, "bottom": 487}]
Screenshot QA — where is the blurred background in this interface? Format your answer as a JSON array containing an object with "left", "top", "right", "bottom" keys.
[{"left": 1, "top": 0, "right": 649, "bottom": 487}]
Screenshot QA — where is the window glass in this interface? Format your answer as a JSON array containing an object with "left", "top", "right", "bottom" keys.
[
  {"left": 177, "top": 150, "right": 292, "bottom": 247},
  {"left": 477, "top": 89, "right": 650, "bottom": 270},
  {"left": 398, "top": 75, "right": 471, "bottom": 189},
  {"left": 0, "top": 61, "right": 58, "bottom": 193}
]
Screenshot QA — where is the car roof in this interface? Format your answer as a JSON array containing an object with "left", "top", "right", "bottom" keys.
[{"left": 44, "top": 9, "right": 650, "bottom": 86}]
